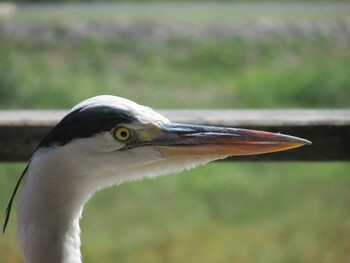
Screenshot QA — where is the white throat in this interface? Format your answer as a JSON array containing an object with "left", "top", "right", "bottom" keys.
[
  {"left": 17, "top": 150, "right": 89, "bottom": 263},
  {"left": 17, "top": 139, "right": 215, "bottom": 263},
  {"left": 17, "top": 142, "right": 109, "bottom": 263}
]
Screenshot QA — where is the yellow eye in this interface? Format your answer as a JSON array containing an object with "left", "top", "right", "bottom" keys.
[{"left": 114, "top": 127, "right": 132, "bottom": 142}]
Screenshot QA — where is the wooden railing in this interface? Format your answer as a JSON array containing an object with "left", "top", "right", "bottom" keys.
[{"left": 0, "top": 110, "right": 349, "bottom": 162}]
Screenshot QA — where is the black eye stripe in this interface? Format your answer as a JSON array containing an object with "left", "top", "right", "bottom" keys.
[{"left": 39, "top": 106, "right": 137, "bottom": 148}]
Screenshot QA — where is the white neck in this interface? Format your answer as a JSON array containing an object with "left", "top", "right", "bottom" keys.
[
  {"left": 18, "top": 185, "right": 85, "bottom": 263},
  {"left": 17, "top": 139, "right": 216, "bottom": 263},
  {"left": 17, "top": 149, "right": 94, "bottom": 263},
  {"left": 18, "top": 207, "right": 83, "bottom": 263}
]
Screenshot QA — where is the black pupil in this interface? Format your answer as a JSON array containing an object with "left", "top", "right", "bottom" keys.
[{"left": 120, "top": 131, "right": 128, "bottom": 138}]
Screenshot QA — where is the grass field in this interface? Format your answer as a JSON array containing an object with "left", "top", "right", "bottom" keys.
[
  {"left": 1, "top": 39, "right": 349, "bottom": 109},
  {"left": 0, "top": 3, "right": 350, "bottom": 263}
]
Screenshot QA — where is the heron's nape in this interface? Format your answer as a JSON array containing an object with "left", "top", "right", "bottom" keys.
[{"left": 3, "top": 95, "right": 311, "bottom": 263}]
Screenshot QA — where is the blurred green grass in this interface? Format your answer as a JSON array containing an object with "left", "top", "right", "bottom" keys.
[
  {"left": 1, "top": 3, "right": 350, "bottom": 263},
  {"left": 1, "top": 162, "right": 350, "bottom": 263},
  {"left": 1, "top": 38, "right": 349, "bottom": 109}
]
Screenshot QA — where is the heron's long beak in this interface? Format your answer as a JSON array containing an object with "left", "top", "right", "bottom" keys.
[{"left": 149, "top": 123, "right": 311, "bottom": 158}]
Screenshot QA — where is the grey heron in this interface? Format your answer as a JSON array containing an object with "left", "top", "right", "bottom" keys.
[{"left": 3, "top": 95, "right": 310, "bottom": 263}]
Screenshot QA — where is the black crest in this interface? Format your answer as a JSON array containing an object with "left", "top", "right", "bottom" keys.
[{"left": 40, "top": 105, "right": 137, "bottom": 147}]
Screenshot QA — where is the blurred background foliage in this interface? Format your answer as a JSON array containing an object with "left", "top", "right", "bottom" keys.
[{"left": 0, "top": 2, "right": 349, "bottom": 263}]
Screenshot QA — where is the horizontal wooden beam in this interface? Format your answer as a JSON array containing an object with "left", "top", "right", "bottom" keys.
[{"left": 0, "top": 110, "right": 349, "bottom": 162}]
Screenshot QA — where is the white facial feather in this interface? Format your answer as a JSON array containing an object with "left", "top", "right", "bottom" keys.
[{"left": 18, "top": 133, "right": 216, "bottom": 263}]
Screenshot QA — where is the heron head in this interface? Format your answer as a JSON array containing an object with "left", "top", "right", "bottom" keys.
[
  {"left": 2, "top": 93, "right": 313, "bottom": 263},
  {"left": 30, "top": 95, "right": 310, "bottom": 189},
  {"left": 3, "top": 95, "right": 311, "bottom": 235}
]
